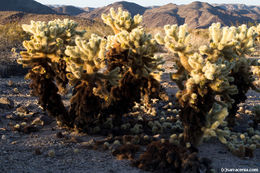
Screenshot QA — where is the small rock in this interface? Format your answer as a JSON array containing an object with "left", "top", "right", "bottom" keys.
[
  {"left": 56, "top": 132, "right": 64, "bottom": 138},
  {"left": 245, "top": 110, "right": 252, "bottom": 115},
  {"left": 13, "top": 88, "right": 19, "bottom": 94},
  {"left": 7, "top": 80, "right": 14, "bottom": 86},
  {"left": 32, "top": 117, "right": 44, "bottom": 126},
  {"left": 32, "top": 115, "right": 53, "bottom": 126},
  {"left": 6, "top": 114, "right": 14, "bottom": 119},
  {"left": 73, "top": 148, "right": 79, "bottom": 153},
  {"left": 48, "top": 150, "right": 55, "bottom": 157},
  {"left": 0, "top": 97, "right": 14, "bottom": 109},
  {"left": 238, "top": 107, "right": 245, "bottom": 113},
  {"left": 1, "top": 135, "right": 7, "bottom": 140},
  {"left": 23, "top": 125, "right": 39, "bottom": 134},
  {"left": 11, "top": 141, "right": 17, "bottom": 145},
  {"left": 34, "top": 148, "right": 42, "bottom": 155},
  {"left": 16, "top": 106, "right": 29, "bottom": 114}
]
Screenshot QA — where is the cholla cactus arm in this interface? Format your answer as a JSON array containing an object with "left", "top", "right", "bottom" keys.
[
  {"left": 101, "top": 7, "right": 142, "bottom": 34},
  {"left": 202, "top": 23, "right": 258, "bottom": 60},
  {"left": 256, "top": 24, "right": 260, "bottom": 42},
  {"left": 155, "top": 24, "right": 193, "bottom": 73},
  {"left": 106, "top": 24, "right": 164, "bottom": 78},
  {"left": 18, "top": 19, "right": 85, "bottom": 66},
  {"left": 202, "top": 103, "right": 229, "bottom": 142},
  {"left": 65, "top": 34, "right": 120, "bottom": 94}
]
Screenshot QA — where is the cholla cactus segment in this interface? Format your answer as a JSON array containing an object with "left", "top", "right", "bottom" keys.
[
  {"left": 178, "top": 53, "right": 237, "bottom": 109},
  {"left": 106, "top": 25, "right": 164, "bottom": 78},
  {"left": 18, "top": 19, "right": 85, "bottom": 66},
  {"left": 155, "top": 24, "right": 192, "bottom": 72},
  {"left": 206, "top": 23, "right": 258, "bottom": 57},
  {"left": 65, "top": 34, "right": 119, "bottom": 86},
  {"left": 156, "top": 24, "right": 191, "bottom": 53},
  {"left": 101, "top": 7, "right": 142, "bottom": 34},
  {"left": 202, "top": 103, "right": 228, "bottom": 139},
  {"left": 256, "top": 24, "right": 260, "bottom": 42}
]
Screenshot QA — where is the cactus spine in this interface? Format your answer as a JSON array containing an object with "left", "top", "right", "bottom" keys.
[
  {"left": 18, "top": 19, "right": 85, "bottom": 126},
  {"left": 102, "top": 8, "right": 164, "bottom": 118}
]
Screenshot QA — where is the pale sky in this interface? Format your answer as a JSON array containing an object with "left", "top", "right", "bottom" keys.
[{"left": 34, "top": 0, "right": 260, "bottom": 8}]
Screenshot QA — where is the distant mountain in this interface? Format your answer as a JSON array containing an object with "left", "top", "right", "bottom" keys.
[
  {"left": 79, "top": 1, "right": 147, "bottom": 19},
  {"left": 0, "top": 11, "right": 95, "bottom": 26},
  {"left": 213, "top": 4, "right": 260, "bottom": 24},
  {"left": 0, "top": 0, "right": 259, "bottom": 29},
  {"left": 143, "top": 1, "right": 259, "bottom": 28},
  {"left": 83, "top": 7, "right": 95, "bottom": 12},
  {"left": 213, "top": 4, "right": 260, "bottom": 11},
  {"left": 0, "top": 0, "right": 56, "bottom": 14},
  {"left": 51, "top": 5, "right": 85, "bottom": 16}
]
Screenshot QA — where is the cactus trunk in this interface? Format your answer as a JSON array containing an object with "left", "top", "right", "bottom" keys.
[
  {"left": 29, "top": 63, "right": 72, "bottom": 127},
  {"left": 69, "top": 81, "right": 107, "bottom": 131},
  {"left": 227, "top": 71, "right": 251, "bottom": 127},
  {"left": 179, "top": 91, "right": 214, "bottom": 146}
]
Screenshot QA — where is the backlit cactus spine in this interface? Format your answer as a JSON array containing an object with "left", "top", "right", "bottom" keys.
[
  {"left": 20, "top": 19, "right": 85, "bottom": 92},
  {"left": 201, "top": 23, "right": 260, "bottom": 126},
  {"left": 102, "top": 8, "right": 164, "bottom": 116},
  {"left": 156, "top": 24, "right": 237, "bottom": 146},
  {"left": 64, "top": 34, "right": 120, "bottom": 131},
  {"left": 17, "top": 19, "right": 85, "bottom": 126}
]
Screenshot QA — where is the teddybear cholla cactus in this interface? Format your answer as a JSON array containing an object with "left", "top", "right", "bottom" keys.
[
  {"left": 201, "top": 23, "right": 260, "bottom": 126},
  {"left": 19, "top": 19, "right": 85, "bottom": 92},
  {"left": 64, "top": 34, "right": 120, "bottom": 131},
  {"left": 102, "top": 8, "right": 164, "bottom": 116},
  {"left": 155, "top": 24, "right": 238, "bottom": 146},
  {"left": 18, "top": 19, "right": 85, "bottom": 126}
]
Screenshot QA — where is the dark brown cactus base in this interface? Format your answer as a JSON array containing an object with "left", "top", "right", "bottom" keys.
[
  {"left": 227, "top": 71, "right": 251, "bottom": 127},
  {"left": 132, "top": 141, "right": 212, "bottom": 173},
  {"left": 252, "top": 114, "right": 260, "bottom": 129},
  {"left": 52, "top": 59, "right": 69, "bottom": 94},
  {"left": 69, "top": 82, "right": 107, "bottom": 132},
  {"left": 108, "top": 71, "right": 161, "bottom": 117},
  {"left": 180, "top": 107, "right": 205, "bottom": 146},
  {"left": 178, "top": 90, "right": 214, "bottom": 146},
  {"left": 28, "top": 65, "right": 72, "bottom": 127}
]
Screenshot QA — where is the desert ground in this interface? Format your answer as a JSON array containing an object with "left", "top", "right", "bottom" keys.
[{"left": 0, "top": 55, "right": 259, "bottom": 172}]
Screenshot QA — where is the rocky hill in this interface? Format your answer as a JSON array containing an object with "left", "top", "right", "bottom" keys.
[
  {"left": 78, "top": 1, "right": 147, "bottom": 19},
  {"left": 0, "top": 0, "right": 56, "bottom": 14},
  {"left": 51, "top": 5, "right": 86, "bottom": 16},
  {"left": 0, "top": 1, "right": 259, "bottom": 29},
  {"left": 214, "top": 4, "right": 260, "bottom": 24},
  {"left": 83, "top": 7, "right": 95, "bottom": 13},
  {"left": 143, "top": 1, "right": 259, "bottom": 28},
  {"left": 0, "top": 11, "right": 94, "bottom": 26}
]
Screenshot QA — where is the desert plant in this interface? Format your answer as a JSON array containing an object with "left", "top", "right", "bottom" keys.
[
  {"left": 155, "top": 24, "right": 241, "bottom": 146},
  {"left": 17, "top": 19, "right": 85, "bottom": 126},
  {"left": 102, "top": 8, "right": 165, "bottom": 117},
  {"left": 64, "top": 34, "right": 120, "bottom": 131},
  {"left": 200, "top": 23, "right": 260, "bottom": 126}
]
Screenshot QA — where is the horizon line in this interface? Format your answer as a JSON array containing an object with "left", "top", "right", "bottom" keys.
[{"left": 36, "top": 1, "right": 260, "bottom": 8}]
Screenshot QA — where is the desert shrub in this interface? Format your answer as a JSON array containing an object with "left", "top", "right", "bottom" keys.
[
  {"left": 156, "top": 23, "right": 260, "bottom": 148},
  {"left": 0, "top": 23, "right": 29, "bottom": 64},
  {"left": 64, "top": 34, "right": 120, "bottom": 131},
  {"left": 17, "top": 19, "right": 85, "bottom": 126},
  {"left": 79, "top": 22, "right": 113, "bottom": 39},
  {"left": 0, "top": 22, "right": 27, "bottom": 45},
  {"left": 102, "top": 8, "right": 164, "bottom": 115},
  {"left": 62, "top": 8, "right": 165, "bottom": 131}
]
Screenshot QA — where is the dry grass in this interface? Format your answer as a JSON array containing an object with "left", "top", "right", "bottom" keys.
[
  {"left": 189, "top": 28, "right": 209, "bottom": 50},
  {"left": 0, "top": 22, "right": 28, "bottom": 64},
  {"left": 0, "top": 22, "right": 27, "bottom": 46},
  {"left": 79, "top": 21, "right": 113, "bottom": 39}
]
